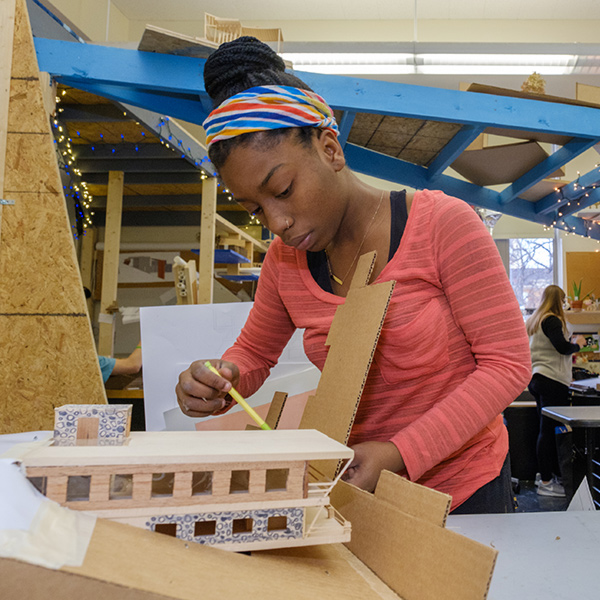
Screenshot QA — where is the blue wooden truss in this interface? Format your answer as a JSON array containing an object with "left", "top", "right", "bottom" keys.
[{"left": 34, "top": 37, "right": 600, "bottom": 240}]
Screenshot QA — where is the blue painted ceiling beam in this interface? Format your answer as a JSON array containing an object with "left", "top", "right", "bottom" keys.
[
  {"left": 426, "top": 124, "right": 485, "bottom": 179},
  {"left": 56, "top": 77, "right": 209, "bottom": 125},
  {"left": 33, "top": 37, "right": 600, "bottom": 238},
  {"left": 344, "top": 143, "right": 548, "bottom": 224},
  {"left": 35, "top": 38, "right": 600, "bottom": 139},
  {"left": 499, "top": 137, "right": 599, "bottom": 206},
  {"left": 337, "top": 110, "right": 356, "bottom": 148}
]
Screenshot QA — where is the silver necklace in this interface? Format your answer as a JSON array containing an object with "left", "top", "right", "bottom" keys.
[{"left": 325, "top": 190, "right": 385, "bottom": 287}]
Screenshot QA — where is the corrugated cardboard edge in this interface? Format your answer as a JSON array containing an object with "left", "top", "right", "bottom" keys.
[
  {"left": 374, "top": 470, "right": 451, "bottom": 528},
  {"left": 300, "top": 251, "right": 395, "bottom": 478},
  {"left": 331, "top": 478, "right": 497, "bottom": 600}
]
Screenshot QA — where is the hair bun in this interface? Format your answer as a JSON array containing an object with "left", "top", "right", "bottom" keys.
[
  {"left": 204, "top": 36, "right": 311, "bottom": 107},
  {"left": 204, "top": 37, "right": 285, "bottom": 105}
]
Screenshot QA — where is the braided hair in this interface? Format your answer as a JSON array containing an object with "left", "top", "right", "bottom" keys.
[{"left": 203, "top": 37, "right": 317, "bottom": 168}]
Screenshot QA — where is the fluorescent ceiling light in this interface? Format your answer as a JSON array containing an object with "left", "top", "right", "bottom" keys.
[
  {"left": 281, "top": 52, "right": 579, "bottom": 76},
  {"left": 417, "top": 65, "right": 575, "bottom": 75}
]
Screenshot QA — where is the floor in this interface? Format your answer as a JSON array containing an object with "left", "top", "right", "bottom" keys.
[{"left": 513, "top": 479, "right": 569, "bottom": 513}]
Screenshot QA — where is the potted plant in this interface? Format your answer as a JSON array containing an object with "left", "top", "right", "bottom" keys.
[{"left": 570, "top": 280, "right": 593, "bottom": 311}]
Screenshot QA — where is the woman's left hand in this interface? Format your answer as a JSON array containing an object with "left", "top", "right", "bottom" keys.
[{"left": 342, "top": 441, "right": 405, "bottom": 492}]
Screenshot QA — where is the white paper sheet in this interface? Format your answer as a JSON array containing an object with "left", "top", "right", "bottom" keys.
[{"left": 140, "top": 303, "right": 316, "bottom": 431}]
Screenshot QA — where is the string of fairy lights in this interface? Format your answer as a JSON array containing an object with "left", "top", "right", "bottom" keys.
[{"left": 540, "top": 167, "right": 600, "bottom": 240}]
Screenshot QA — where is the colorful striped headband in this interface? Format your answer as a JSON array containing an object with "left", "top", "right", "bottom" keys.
[{"left": 203, "top": 85, "right": 339, "bottom": 147}]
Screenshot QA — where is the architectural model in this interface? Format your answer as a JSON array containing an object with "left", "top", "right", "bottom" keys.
[{"left": 13, "top": 404, "right": 353, "bottom": 552}]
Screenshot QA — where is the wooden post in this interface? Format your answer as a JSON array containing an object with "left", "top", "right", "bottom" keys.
[
  {"left": 0, "top": 0, "right": 16, "bottom": 246},
  {"left": 98, "top": 171, "right": 124, "bottom": 356},
  {"left": 0, "top": 0, "right": 106, "bottom": 434},
  {"left": 80, "top": 226, "right": 97, "bottom": 317},
  {"left": 198, "top": 177, "right": 217, "bottom": 304}
]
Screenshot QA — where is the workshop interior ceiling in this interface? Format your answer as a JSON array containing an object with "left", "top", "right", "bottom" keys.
[{"left": 30, "top": 1, "right": 600, "bottom": 238}]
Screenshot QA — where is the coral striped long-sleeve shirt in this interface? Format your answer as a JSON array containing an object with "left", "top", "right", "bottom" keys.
[{"left": 223, "top": 189, "right": 531, "bottom": 508}]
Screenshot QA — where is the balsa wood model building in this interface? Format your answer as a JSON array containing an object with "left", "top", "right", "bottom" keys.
[{"left": 14, "top": 404, "right": 354, "bottom": 552}]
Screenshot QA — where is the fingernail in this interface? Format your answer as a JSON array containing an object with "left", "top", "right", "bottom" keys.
[
  {"left": 223, "top": 382, "right": 231, "bottom": 392},
  {"left": 220, "top": 399, "right": 226, "bottom": 409}
]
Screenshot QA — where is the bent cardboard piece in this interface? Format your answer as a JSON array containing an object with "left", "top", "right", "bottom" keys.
[
  {"left": 300, "top": 251, "right": 395, "bottom": 478},
  {"left": 0, "top": 517, "right": 400, "bottom": 600},
  {"left": 331, "top": 476, "right": 497, "bottom": 600}
]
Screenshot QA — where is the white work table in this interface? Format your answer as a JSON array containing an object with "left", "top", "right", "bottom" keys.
[{"left": 447, "top": 510, "right": 600, "bottom": 599}]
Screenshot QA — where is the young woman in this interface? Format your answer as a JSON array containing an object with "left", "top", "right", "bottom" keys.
[
  {"left": 526, "top": 285, "right": 585, "bottom": 497},
  {"left": 176, "top": 37, "right": 531, "bottom": 513}
]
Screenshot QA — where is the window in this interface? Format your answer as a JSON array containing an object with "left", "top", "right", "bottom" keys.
[
  {"left": 267, "top": 516, "right": 287, "bottom": 532},
  {"left": 229, "top": 470, "right": 250, "bottom": 494},
  {"left": 265, "top": 468, "right": 289, "bottom": 492},
  {"left": 508, "top": 238, "right": 554, "bottom": 318},
  {"left": 192, "top": 471, "right": 213, "bottom": 495},
  {"left": 194, "top": 520, "right": 217, "bottom": 537},
  {"left": 232, "top": 518, "right": 253, "bottom": 535},
  {"left": 155, "top": 523, "right": 178, "bottom": 537},
  {"left": 151, "top": 472, "right": 175, "bottom": 497},
  {"left": 27, "top": 476, "right": 47, "bottom": 495},
  {"left": 66, "top": 475, "right": 91, "bottom": 501},
  {"left": 109, "top": 474, "right": 133, "bottom": 499}
]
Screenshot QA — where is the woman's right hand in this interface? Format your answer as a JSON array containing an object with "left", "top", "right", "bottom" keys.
[
  {"left": 574, "top": 335, "right": 587, "bottom": 348},
  {"left": 176, "top": 359, "right": 240, "bottom": 418}
]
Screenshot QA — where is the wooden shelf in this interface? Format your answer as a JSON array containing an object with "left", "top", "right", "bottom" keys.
[{"left": 566, "top": 311, "right": 600, "bottom": 325}]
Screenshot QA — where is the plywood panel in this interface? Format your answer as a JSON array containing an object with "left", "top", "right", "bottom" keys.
[
  {"left": 0, "top": 315, "right": 105, "bottom": 433},
  {"left": 0, "top": 0, "right": 105, "bottom": 434}
]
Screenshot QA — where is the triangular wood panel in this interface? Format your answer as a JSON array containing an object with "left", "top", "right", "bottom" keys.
[{"left": 0, "top": 0, "right": 106, "bottom": 434}]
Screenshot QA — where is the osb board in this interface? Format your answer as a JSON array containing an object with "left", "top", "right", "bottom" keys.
[
  {"left": 0, "top": 192, "right": 87, "bottom": 313},
  {"left": 0, "top": 315, "right": 106, "bottom": 433},
  {"left": 0, "top": 0, "right": 106, "bottom": 434},
  {"left": 345, "top": 112, "right": 460, "bottom": 166},
  {"left": 9, "top": 0, "right": 37, "bottom": 80},
  {"left": 138, "top": 25, "right": 216, "bottom": 59},
  {"left": 566, "top": 252, "right": 600, "bottom": 303},
  {"left": 57, "top": 518, "right": 400, "bottom": 600},
  {"left": 7, "top": 78, "right": 48, "bottom": 133},
  {"left": 331, "top": 479, "right": 497, "bottom": 600},
  {"left": 450, "top": 140, "right": 564, "bottom": 186},
  {"left": 300, "top": 254, "right": 394, "bottom": 453}
]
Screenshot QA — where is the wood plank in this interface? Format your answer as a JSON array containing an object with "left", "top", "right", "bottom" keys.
[
  {"left": 98, "top": 171, "right": 124, "bottom": 355},
  {"left": 198, "top": 177, "right": 217, "bottom": 303},
  {"left": 0, "top": 0, "right": 16, "bottom": 245},
  {"left": 215, "top": 212, "right": 268, "bottom": 252}
]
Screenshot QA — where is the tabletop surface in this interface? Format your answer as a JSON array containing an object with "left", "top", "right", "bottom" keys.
[
  {"left": 542, "top": 405, "right": 600, "bottom": 427},
  {"left": 447, "top": 510, "right": 600, "bottom": 600}
]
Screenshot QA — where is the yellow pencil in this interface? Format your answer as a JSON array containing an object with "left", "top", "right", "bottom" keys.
[{"left": 204, "top": 361, "right": 272, "bottom": 431}]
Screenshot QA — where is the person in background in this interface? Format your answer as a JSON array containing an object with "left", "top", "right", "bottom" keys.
[
  {"left": 176, "top": 37, "right": 532, "bottom": 513},
  {"left": 526, "top": 285, "right": 585, "bottom": 498},
  {"left": 99, "top": 343, "right": 142, "bottom": 383}
]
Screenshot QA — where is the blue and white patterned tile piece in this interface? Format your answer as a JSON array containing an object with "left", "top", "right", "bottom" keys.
[
  {"left": 146, "top": 507, "right": 304, "bottom": 546},
  {"left": 53, "top": 404, "right": 132, "bottom": 446}
]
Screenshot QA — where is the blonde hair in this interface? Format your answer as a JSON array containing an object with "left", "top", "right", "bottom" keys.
[{"left": 525, "top": 285, "right": 567, "bottom": 336}]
